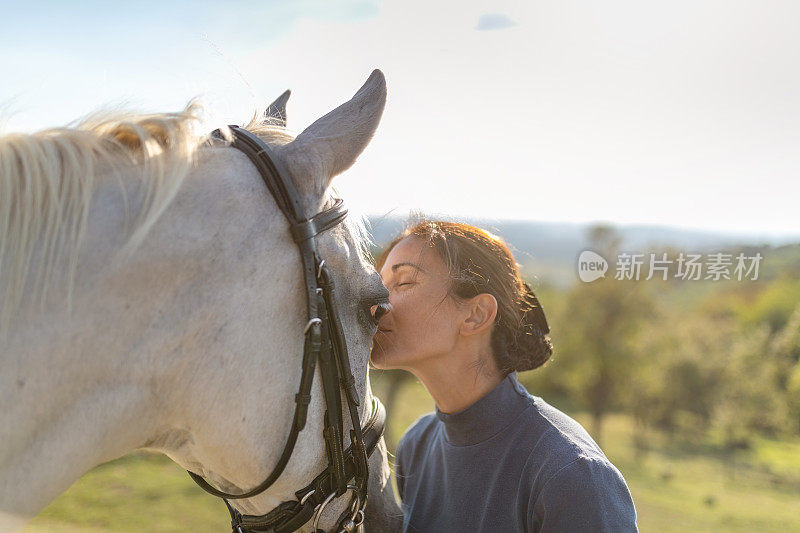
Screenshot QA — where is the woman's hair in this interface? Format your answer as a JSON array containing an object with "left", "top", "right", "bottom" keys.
[{"left": 376, "top": 219, "right": 552, "bottom": 374}]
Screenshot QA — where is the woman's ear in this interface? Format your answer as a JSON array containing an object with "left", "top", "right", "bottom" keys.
[{"left": 460, "top": 293, "right": 498, "bottom": 336}]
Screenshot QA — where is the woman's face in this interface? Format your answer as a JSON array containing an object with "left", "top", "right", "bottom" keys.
[{"left": 371, "top": 236, "right": 464, "bottom": 370}]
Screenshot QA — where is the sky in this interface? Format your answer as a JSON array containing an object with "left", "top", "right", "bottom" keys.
[{"left": 1, "top": 0, "right": 799, "bottom": 237}]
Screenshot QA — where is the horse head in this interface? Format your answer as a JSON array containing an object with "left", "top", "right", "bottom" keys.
[{"left": 0, "top": 70, "right": 401, "bottom": 532}]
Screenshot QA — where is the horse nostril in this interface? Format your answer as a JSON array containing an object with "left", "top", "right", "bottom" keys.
[{"left": 372, "top": 303, "right": 391, "bottom": 323}]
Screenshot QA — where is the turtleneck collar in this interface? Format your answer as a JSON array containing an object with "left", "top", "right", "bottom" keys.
[{"left": 434, "top": 372, "right": 533, "bottom": 446}]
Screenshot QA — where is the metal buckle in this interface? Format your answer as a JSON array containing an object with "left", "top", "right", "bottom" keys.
[
  {"left": 339, "top": 508, "right": 365, "bottom": 532},
  {"left": 299, "top": 489, "right": 316, "bottom": 505},
  {"left": 311, "top": 484, "right": 362, "bottom": 533},
  {"left": 303, "top": 317, "right": 322, "bottom": 334}
]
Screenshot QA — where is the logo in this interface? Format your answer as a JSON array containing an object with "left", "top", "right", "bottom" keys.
[
  {"left": 577, "top": 250, "right": 608, "bottom": 282},
  {"left": 576, "top": 250, "right": 762, "bottom": 282}
]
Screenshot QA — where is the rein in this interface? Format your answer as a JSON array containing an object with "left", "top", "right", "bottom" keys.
[{"left": 187, "top": 126, "right": 385, "bottom": 533}]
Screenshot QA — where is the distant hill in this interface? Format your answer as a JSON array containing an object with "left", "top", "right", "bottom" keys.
[{"left": 365, "top": 216, "right": 800, "bottom": 288}]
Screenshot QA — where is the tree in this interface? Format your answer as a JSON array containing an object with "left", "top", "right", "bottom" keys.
[{"left": 553, "top": 225, "right": 653, "bottom": 445}]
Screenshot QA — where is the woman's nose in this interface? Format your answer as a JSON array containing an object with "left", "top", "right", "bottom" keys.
[{"left": 371, "top": 302, "right": 392, "bottom": 324}]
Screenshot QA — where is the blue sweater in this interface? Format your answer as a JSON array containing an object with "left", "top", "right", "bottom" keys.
[{"left": 395, "top": 373, "right": 638, "bottom": 532}]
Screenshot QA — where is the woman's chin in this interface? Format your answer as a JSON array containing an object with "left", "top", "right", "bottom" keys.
[
  {"left": 369, "top": 345, "right": 398, "bottom": 370},
  {"left": 369, "top": 350, "right": 390, "bottom": 370}
]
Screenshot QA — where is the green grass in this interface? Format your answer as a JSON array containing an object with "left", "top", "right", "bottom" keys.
[
  {"left": 24, "top": 375, "right": 800, "bottom": 532},
  {"left": 571, "top": 414, "right": 800, "bottom": 533},
  {"left": 25, "top": 453, "right": 229, "bottom": 532}
]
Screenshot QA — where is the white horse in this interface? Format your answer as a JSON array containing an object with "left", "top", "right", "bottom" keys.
[{"left": 0, "top": 70, "right": 401, "bottom": 532}]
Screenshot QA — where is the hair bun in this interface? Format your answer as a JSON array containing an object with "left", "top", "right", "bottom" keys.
[
  {"left": 522, "top": 282, "right": 550, "bottom": 335},
  {"left": 504, "top": 283, "right": 553, "bottom": 372}
]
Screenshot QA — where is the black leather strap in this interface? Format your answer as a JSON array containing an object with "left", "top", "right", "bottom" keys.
[
  {"left": 290, "top": 201, "right": 348, "bottom": 243},
  {"left": 220, "top": 126, "right": 304, "bottom": 222},
  {"left": 189, "top": 126, "right": 378, "bottom": 533},
  {"left": 227, "top": 398, "right": 386, "bottom": 533}
]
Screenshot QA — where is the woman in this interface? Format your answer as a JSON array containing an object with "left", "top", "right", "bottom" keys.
[{"left": 371, "top": 220, "right": 638, "bottom": 532}]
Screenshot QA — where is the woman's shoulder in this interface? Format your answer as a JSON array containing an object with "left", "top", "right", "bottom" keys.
[
  {"left": 515, "top": 396, "right": 637, "bottom": 528},
  {"left": 523, "top": 396, "right": 605, "bottom": 459},
  {"left": 502, "top": 374, "right": 601, "bottom": 456},
  {"left": 517, "top": 395, "right": 625, "bottom": 488},
  {"left": 520, "top": 398, "right": 638, "bottom": 529}
]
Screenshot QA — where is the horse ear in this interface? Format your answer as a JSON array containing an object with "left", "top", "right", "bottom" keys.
[
  {"left": 288, "top": 69, "right": 386, "bottom": 181},
  {"left": 264, "top": 89, "right": 291, "bottom": 126}
]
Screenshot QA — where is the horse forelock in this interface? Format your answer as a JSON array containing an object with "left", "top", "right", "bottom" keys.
[{"left": 0, "top": 100, "right": 206, "bottom": 335}]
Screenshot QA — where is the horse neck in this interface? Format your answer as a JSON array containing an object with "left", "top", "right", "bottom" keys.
[{"left": 0, "top": 147, "right": 295, "bottom": 525}]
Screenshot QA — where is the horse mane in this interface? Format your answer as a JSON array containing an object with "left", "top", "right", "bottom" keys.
[{"left": 0, "top": 101, "right": 206, "bottom": 332}]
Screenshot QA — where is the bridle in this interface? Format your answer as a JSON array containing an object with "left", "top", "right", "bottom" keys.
[{"left": 188, "top": 126, "right": 386, "bottom": 533}]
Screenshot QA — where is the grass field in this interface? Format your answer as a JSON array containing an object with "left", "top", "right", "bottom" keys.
[{"left": 24, "top": 374, "right": 800, "bottom": 532}]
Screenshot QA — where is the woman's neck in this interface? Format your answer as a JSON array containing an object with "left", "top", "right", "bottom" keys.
[{"left": 408, "top": 349, "right": 504, "bottom": 414}]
